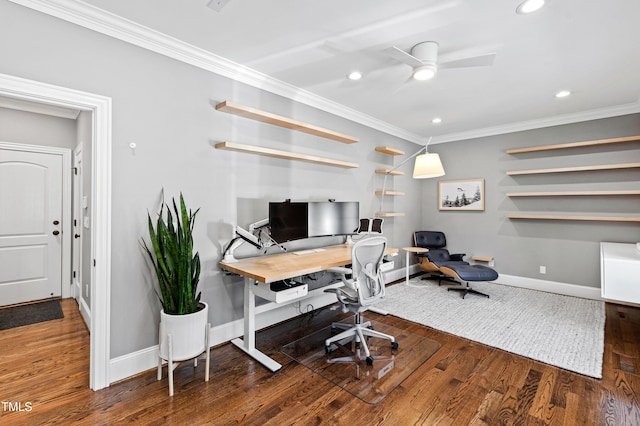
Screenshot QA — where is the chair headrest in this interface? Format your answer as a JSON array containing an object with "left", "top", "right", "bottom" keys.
[{"left": 414, "top": 231, "right": 447, "bottom": 249}]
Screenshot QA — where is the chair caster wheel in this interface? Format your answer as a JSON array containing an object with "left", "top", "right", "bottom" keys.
[
  {"left": 368, "top": 325, "right": 374, "bottom": 330},
  {"left": 391, "top": 341, "right": 399, "bottom": 350},
  {"left": 325, "top": 345, "right": 332, "bottom": 354},
  {"left": 330, "top": 327, "right": 337, "bottom": 336},
  {"left": 366, "top": 356, "right": 374, "bottom": 366}
]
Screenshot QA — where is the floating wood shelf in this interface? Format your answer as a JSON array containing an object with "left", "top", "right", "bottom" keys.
[
  {"left": 375, "top": 190, "right": 405, "bottom": 196},
  {"left": 507, "top": 190, "right": 640, "bottom": 197},
  {"left": 375, "top": 146, "right": 405, "bottom": 156},
  {"left": 471, "top": 256, "right": 494, "bottom": 262},
  {"left": 375, "top": 212, "right": 405, "bottom": 217},
  {"left": 507, "top": 214, "right": 640, "bottom": 223},
  {"left": 506, "top": 135, "right": 640, "bottom": 154},
  {"left": 215, "top": 101, "right": 358, "bottom": 144},
  {"left": 506, "top": 163, "right": 640, "bottom": 176},
  {"left": 215, "top": 142, "right": 359, "bottom": 169},
  {"left": 375, "top": 169, "right": 404, "bottom": 176}
]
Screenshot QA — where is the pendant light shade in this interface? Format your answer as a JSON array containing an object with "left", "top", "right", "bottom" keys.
[{"left": 413, "top": 152, "right": 445, "bottom": 178}]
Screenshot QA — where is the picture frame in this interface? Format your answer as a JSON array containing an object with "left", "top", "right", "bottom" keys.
[{"left": 438, "top": 178, "right": 485, "bottom": 211}]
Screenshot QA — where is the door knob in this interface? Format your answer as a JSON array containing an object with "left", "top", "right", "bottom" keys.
[
  {"left": 74, "top": 234, "right": 80, "bottom": 239},
  {"left": 53, "top": 230, "right": 60, "bottom": 236},
  {"left": 53, "top": 220, "right": 60, "bottom": 225}
]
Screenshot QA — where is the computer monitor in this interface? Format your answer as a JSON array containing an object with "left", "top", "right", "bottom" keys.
[
  {"left": 269, "top": 201, "right": 359, "bottom": 243},
  {"left": 268, "top": 202, "right": 308, "bottom": 243}
]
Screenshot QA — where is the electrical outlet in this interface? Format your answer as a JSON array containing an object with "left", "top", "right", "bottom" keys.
[{"left": 539, "top": 265, "right": 546, "bottom": 274}]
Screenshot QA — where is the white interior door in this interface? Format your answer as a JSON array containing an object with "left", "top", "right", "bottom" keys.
[{"left": 0, "top": 148, "right": 63, "bottom": 306}]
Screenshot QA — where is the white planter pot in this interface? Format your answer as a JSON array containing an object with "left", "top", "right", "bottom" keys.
[{"left": 159, "top": 302, "right": 209, "bottom": 362}]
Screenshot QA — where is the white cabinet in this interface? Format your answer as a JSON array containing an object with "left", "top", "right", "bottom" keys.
[{"left": 601, "top": 242, "right": 640, "bottom": 304}]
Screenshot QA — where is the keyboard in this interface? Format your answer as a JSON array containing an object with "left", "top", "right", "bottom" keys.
[{"left": 292, "top": 248, "right": 327, "bottom": 255}]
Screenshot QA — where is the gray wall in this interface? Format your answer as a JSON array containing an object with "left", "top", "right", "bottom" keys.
[
  {"left": 0, "top": 2, "right": 422, "bottom": 358},
  {"left": 424, "top": 114, "right": 640, "bottom": 288},
  {"left": 0, "top": 106, "right": 76, "bottom": 148},
  {"left": 2, "top": 2, "right": 637, "bottom": 362}
]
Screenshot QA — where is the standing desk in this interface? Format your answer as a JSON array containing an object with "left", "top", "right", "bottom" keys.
[{"left": 219, "top": 243, "right": 398, "bottom": 371}]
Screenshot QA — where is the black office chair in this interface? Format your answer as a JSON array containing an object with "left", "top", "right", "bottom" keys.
[
  {"left": 325, "top": 236, "right": 398, "bottom": 365},
  {"left": 414, "top": 231, "right": 498, "bottom": 299}
]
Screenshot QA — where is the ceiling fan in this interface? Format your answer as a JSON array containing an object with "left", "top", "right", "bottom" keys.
[{"left": 386, "top": 41, "right": 496, "bottom": 81}]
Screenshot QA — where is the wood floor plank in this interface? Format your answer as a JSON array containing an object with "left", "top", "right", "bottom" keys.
[
  {"left": 3, "top": 294, "right": 640, "bottom": 425},
  {"left": 529, "top": 366, "right": 559, "bottom": 422}
]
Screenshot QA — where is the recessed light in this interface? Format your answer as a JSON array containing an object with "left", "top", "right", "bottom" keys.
[
  {"left": 555, "top": 90, "right": 571, "bottom": 98},
  {"left": 516, "top": 0, "right": 546, "bottom": 14},
  {"left": 432, "top": 117, "right": 442, "bottom": 124},
  {"left": 347, "top": 71, "right": 362, "bottom": 81}
]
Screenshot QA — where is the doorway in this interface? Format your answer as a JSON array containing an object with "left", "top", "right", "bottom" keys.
[
  {"left": 0, "top": 144, "right": 71, "bottom": 305},
  {"left": 0, "top": 72, "right": 112, "bottom": 390}
]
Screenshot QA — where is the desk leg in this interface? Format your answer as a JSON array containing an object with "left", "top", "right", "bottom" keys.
[
  {"left": 405, "top": 250, "right": 410, "bottom": 285},
  {"left": 231, "top": 277, "right": 282, "bottom": 372}
]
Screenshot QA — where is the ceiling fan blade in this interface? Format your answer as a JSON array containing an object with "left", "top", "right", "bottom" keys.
[
  {"left": 384, "top": 46, "right": 425, "bottom": 68},
  {"left": 439, "top": 53, "right": 496, "bottom": 69},
  {"left": 392, "top": 74, "right": 418, "bottom": 94}
]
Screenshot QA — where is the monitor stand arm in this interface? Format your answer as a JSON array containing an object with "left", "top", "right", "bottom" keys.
[{"left": 222, "top": 218, "right": 271, "bottom": 263}]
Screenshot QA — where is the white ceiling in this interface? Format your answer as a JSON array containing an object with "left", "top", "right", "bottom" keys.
[{"left": 30, "top": 1, "right": 640, "bottom": 141}]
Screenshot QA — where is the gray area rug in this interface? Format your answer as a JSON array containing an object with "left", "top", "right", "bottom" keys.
[
  {"left": 0, "top": 299, "right": 64, "bottom": 330},
  {"left": 376, "top": 280, "right": 605, "bottom": 378}
]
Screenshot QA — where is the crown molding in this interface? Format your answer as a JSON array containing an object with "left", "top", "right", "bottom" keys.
[
  {"left": 8, "top": 0, "right": 424, "bottom": 144},
  {"left": 431, "top": 101, "right": 640, "bottom": 145},
  {"left": 9, "top": 0, "right": 639, "bottom": 147}
]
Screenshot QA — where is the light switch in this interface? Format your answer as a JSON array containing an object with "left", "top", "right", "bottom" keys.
[
  {"left": 82, "top": 196, "right": 88, "bottom": 209},
  {"left": 84, "top": 216, "right": 90, "bottom": 229}
]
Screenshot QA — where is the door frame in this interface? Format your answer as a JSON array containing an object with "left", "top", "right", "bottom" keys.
[
  {"left": 72, "top": 144, "right": 87, "bottom": 314},
  {"left": 0, "top": 142, "right": 72, "bottom": 300},
  {"left": 0, "top": 72, "right": 112, "bottom": 391}
]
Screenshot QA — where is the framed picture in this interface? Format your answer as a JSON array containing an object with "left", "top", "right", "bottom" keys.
[{"left": 438, "top": 178, "right": 485, "bottom": 211}]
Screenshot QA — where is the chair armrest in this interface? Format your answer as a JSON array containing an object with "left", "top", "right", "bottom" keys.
[
  {"left": 324, "top": 286, "right": 358, "bottom": 305},
  {"left": 450, "top": 253, "right": 466, "bottom": 261},
  {"left": 328, "top": 266, "right": 356, "bottom": 289}
]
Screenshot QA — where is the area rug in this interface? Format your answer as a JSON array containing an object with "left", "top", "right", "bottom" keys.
[
  {"left": 281, "top": 319, "right": 441, "bottom": 404},
  {"left": 376, "top": 280, "right": 605, "bottom": 378},
  {"left": 0, "top": 299, "right": 64, "bottom": 330}
]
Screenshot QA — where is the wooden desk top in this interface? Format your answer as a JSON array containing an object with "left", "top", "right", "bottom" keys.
[{"left": 220, "top": 244, "right": 398, "bottom": 284}]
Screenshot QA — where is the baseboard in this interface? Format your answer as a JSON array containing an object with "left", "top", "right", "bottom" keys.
[
  {"left": 79, "top": 297, "right": 91, "bottom": 329},
  {"left": 109, "top": 345, "right": 158, "bottom": 384},
  {"left": 495, "top": 274, "right": 602, "bottom": 300},
  {"left": 383, "top": 265, "right": 418, "bottom": 283},
  {"left": 109, "top": 268, "right": 603, "bottom": 384},
  {"left": 109, "top": 269, "right": 407, "bottom": 384},
  {"left": 108, "top": 290, "right": 342, "bottom": 384}
]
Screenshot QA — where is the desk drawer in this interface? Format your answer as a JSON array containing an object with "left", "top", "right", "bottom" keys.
[{"left": 253, "top": 281, "right": 308, "bottom": 303}]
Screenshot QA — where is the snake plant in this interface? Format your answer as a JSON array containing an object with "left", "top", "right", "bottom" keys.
[{"left": 143, "top": 193, "right": 201, "bottom": 315}]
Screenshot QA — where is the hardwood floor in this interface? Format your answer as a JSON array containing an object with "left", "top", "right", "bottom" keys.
[{"left": 1, "top": 295, "right": 640, "bottom": 425}]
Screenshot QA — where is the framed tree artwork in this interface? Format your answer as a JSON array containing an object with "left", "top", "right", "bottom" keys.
[{"left": 438, "top": 178, "right": 485, "bottom": 211}]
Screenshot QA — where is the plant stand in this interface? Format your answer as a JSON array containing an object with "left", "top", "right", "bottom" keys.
[{"left": 156, "top": 303, "right": 210, "bottom": 396}]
